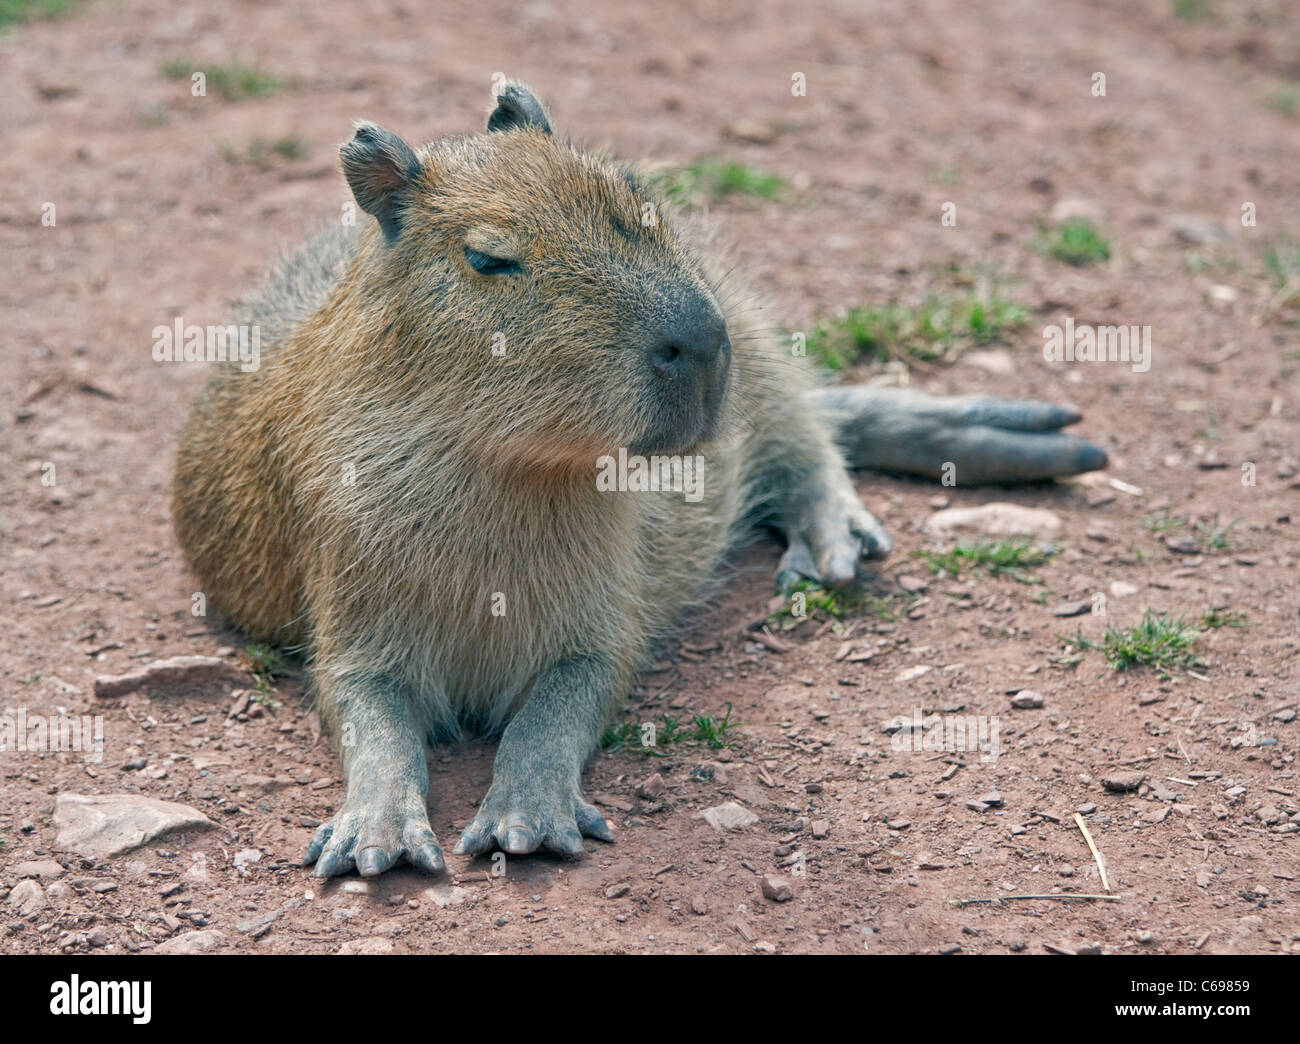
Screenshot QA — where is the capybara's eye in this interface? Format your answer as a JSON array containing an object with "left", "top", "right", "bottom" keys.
[{"left": 464, "top": 246, "right": 521, "bottom": 275}]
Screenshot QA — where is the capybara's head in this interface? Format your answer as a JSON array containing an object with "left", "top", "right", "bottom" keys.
[{"left": 337, "top": 82, "right": 731, "bottom": 470}]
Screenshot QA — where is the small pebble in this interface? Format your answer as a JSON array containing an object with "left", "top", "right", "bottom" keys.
[{"left": 761, "top": 874, "right": 794, "bottom": 902}]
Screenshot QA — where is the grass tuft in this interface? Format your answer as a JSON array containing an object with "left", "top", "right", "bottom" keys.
[
  {"left": 1262, "top": 85, "right": 1299, "bottom": 119},
  {"left": 1062, "top": 610, "right": 1202, "bottom": 674},
  {"left": 1264, "top": 239, "right": 1300, "bottom": 290},
  {"left": 161, "top": 58, "right": 280, "bottom": 101},
  {"left": 1171, "top": 0, "right": 1213, "bottom": 20},
  {"left": 804, "top": 291, "right": 1028, "bottom": 371},
  {"left": 243, "top": 643, "right": 286, "bottom": 694},
  {"left": 1193, "top": 513, "right": 1237, "bottom": 551},
  {"left": 769, "top": 579, "right": 903, "bottom": 628},
  {"left": 219, "top": 136, "right": 307, "bottom": 169},
  {"left": 602, "top": 703, "right": 740, "bottom": 754},
  {"left": 658, "top": 159, "right": 785, "bottom": 203},
  {"left": 914, "top": 539, "right": 1052, "bottom": 583},
  {"left": 1199, "top": 608, "right": 1246, "bottom": 629},
  {"left": 0, "top": 0, "right": 77, "bottom": 28},
  {"left": 1041, "top": 218, "right": 1111, "bottom": 266},
  {"left": 1142, "top": 509, "right": 1182, "bottom": 533}
]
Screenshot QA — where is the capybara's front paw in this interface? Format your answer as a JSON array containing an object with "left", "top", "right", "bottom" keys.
[
  {"left": 776, "top": 487, "right": 892, "bottom": 591},
  {"left": 303, "top": 782, "right": 444, "bottom": 878},
  {"left": 453, "top": 771, "right": 612, "bottom": 858}
]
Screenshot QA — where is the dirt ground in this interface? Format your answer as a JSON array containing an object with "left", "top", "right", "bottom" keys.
[{"left": 2, "top": 0, "right": 1298, "bottom": 955}]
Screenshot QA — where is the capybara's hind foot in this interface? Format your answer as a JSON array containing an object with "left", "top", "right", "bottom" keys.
[{"left": 303, "top": 780, "right": 444, "bottom": 878}]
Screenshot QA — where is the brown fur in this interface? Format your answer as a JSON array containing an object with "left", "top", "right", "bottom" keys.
[
  {"left": 172, "top": 104, "right": 838, "bottom": 742},
  {"left": 174, "top": 84, "right": 1105, "bottom": 873}
]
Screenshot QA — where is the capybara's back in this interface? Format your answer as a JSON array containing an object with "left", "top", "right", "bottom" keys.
[{"left": 173, "top": 224, "right": 362, "bottom": 647}]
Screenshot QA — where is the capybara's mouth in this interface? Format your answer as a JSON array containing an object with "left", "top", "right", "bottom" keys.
[
  {"left": 632, "top": 360, "right": 729, "bottom": 455},
  {"left": 692, "top": 360, "right": 729, "bottom": 443}
]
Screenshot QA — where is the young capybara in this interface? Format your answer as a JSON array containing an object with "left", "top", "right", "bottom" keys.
[{"left": 173, "top": 82, "right": 1105, "bottom": 877}]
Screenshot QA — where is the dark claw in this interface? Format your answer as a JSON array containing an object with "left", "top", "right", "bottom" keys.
[
  {"left": 575, "top": 804, "right": 613, "bottom": 842},
  {"left": 548, "top": 829, "right": 586, "bottom": 855},
  {"left": 452, "top": 824, "right": 490, "bottom": 856},
  {"left": 412, "top": 843, "right": 445, "bottom": 873},
  {"left": 314, "top": 850, "right": 354, "bottom": 878},
  {"left": 457, "top": 784, "right": 613, "bottom": 857},
  {"left": 356, "top": 847, "right": 391, "bottom": 877},
  {"left": 503, "top": 827, "right": 537, "bottom": 854},
  {"left": 303, "top": 823, "right": 332, "bottom": 866}
]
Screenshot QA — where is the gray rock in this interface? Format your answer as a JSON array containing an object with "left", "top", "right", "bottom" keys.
[
  {"left": 761, "top": 874, "right": 794, "bottom": 902},
  {"left": 94, "top": 655, "right": 246, "bottom": 699},
  {"left": 635, "top": 773, "right": 666, "bottom": 799},
  {"left": 154, "top": 929, "right": 227, "bottom": 954},
  {"left": 963, "top": 349, "right": 1015, "bottom": 376},
  {"left": 1149, "top": 780, "right": 1179, "bottom": 803},
  {"left": 10, "top": 859, "right": 64, "bottom": 880},
  {"left": 54, "top": 793, "right": 217, "bottom": 859},
  {"left": 1050, "top": 197, "right": 1104, "bottom": 225},
  {"left": 927, "top": 502, "right": 1062, "bottom": 541},
  {"left": 1101, "top": 771, "right": 1144, "bottom": 793},
  {"left": 337, "top": 936, "right": 395, "bottom": 954},
  {"left": 422, "top": 884, "right": 472, "bottom": 909},
  {"left": 1169, "top": 214, "right": 1226, "bottom": 245},
  {"left": 236, "top": 899, "right": 301, "bottom": 933},
  {"left": 9, "top": 879, "right": 46, "bottom": 917},
  {"left": 700, "top": 801, "right": 758, "bottom": 832},
  {"left": 1011, "top": 690, "right": 1044, "bottom": 709}
]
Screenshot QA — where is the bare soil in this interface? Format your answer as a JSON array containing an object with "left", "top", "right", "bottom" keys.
[{"left": 2, "top": 0, "right": 1298, "bottom": 955}]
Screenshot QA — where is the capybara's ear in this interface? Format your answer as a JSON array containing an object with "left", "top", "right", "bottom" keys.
[
  {"left": 340, "top": 121, "right": 421, "bottom": 243},
  {"left": 487, "top": 83, "right": 552, "bottom": 135}
]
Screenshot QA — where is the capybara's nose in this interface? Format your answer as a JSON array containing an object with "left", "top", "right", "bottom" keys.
[{"left": 648, "top": 299, "right": 730, "bottom": 382}]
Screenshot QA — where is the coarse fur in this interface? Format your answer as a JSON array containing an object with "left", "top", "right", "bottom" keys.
[{"left": 173, "top": 83, "right": 1105, "bottom": 874}]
